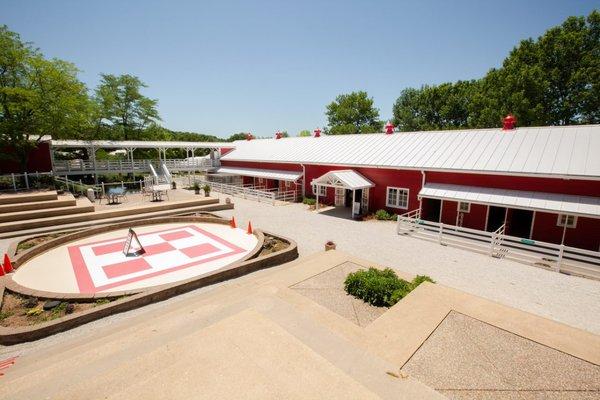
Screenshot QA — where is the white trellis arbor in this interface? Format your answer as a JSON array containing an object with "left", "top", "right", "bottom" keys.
[{"left": 311, "top": 170, "right": 374, "bottom": 219}]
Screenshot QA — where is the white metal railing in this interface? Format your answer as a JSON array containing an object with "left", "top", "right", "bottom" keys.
[
  {"left": 52, "top": 158, "right": 218, "bottom": 174},
  {"left": 197, "top": 179, "right": 297, "bottom": 205},
  {"left": 0, "top": 171, "right": 55, "bottom": 192},
  {"left": 396, "top": 211, "right": 600, "bottom": 279}
]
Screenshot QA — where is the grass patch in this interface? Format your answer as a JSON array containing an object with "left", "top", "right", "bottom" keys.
[{"left": 344, "top": 268, "right": 434, "bottom": 307}]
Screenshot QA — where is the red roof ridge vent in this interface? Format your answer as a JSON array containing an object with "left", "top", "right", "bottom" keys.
[
  {"left": 245, "top": 133, "right": 254, "bottom": 141},
  {"left": 385, "top": 121, "right": 395, "bottom": 134},
  {"left": 275, "top": 131, "right": 282, "bottom": 140},
  {"left": 502, "top": 114, "right": 517, "bottom": 131},
  {"left": 313, "top": 128, "right": 321, "bottom": 138}
]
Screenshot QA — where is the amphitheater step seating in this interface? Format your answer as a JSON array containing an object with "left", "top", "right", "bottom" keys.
[
  {"left": 0, "top": 194, "right": 230, "bottom": 238},
  {"left": 0, "top": 191, "right": 58, "bottom": 205}
]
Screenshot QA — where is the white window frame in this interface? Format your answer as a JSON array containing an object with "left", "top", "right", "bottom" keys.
[
  {"left": 557, "top": 214, "right": 577, "bottom": 228},
  {"left": 312, "top": 184, "right": 326, "bottom": 197},
  {"left": 386, "top": 187, "right": 409, "bottom": 210},
  {"left": 458, "top": 202, "right": 471, "bottom": 213}
]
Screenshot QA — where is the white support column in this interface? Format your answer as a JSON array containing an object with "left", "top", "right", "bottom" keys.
[
  {"left": 315, "top": 185, "right": 319, "bottom": 212},
  {"left": 351, "top": 189, "right": 355, "bottom": 219}
]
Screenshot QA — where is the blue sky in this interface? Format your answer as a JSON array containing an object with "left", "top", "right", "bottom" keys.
[{"left": 3, "top": 1, "right": 598, "bottom": 138}]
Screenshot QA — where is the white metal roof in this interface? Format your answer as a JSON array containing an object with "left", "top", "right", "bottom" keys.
[
  {"left": 221, "top": 125, "right": 600, "bottom": 179},
  {"left": 419, "top": 183, "right": 600, "bottom": 218},
  {"left": 51, "top": 139, "right": 234, "bottom": 150},
  {"left": 213, "top": 167, "right": 302, "bottom": 181},
  {"left": 311, "top": 170, "right": 374, "bottom": 190}
]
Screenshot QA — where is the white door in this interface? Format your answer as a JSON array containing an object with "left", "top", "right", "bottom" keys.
[
  {"left": 361, "top": 188, "right": 369, "bottom": 213},
  {"left": 335, "top": 188, "right": 345, "bottom": 206}
]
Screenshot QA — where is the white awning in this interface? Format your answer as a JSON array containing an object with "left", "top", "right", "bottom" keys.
[
  {"left": 419, "top": 183, "right": 600, "bottom": 218},
  {"left": 311, "top": 170, "right": 374, "bottom": 190},
  {"left": 51, "top": 139, "right": 234, "bottom": 150},
  {"left": 213, "top": 167, "right": 302, "bottom": 182}
]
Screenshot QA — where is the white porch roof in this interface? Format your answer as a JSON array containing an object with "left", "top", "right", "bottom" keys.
[
  {"left": 213, "top": 167, "right": 302, "bottom": 182},
  {"left": 419, "top": 183, "right": 600, "bottom": 218},
  {"left": 311, "top": 170, "right": 374, "bottom": 190}
]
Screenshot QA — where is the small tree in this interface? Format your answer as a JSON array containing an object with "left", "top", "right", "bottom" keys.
[
  {"left": 297, "top": 130, "right": 311, "bottom": 137},
  {"left": 326, "top": 91, "right": 383, "bottom": 135}
]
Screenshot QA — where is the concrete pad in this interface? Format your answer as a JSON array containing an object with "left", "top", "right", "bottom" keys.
[
  {"left": 290, "top": 261, "right": 386, "bottom": 327},
  {"left": 403, "top": 311, "right": 600, "bottom": 399},
  {"left": 58, "top": 309, "right": 384, "bottom": 400},
  {"left": 12, "top": 222, "right": 257, "bottom": 293}
]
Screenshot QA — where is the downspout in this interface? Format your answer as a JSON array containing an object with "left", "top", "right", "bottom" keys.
[
  {"left": 419, "top": 170, "right": 426, "bottom": 213},
  {"left": 301, "top": 164, "right": 306, "bottom": 199}
]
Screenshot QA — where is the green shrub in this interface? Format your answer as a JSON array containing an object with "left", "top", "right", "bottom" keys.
[
  {"left": 303, "top": 197, "right": 316, "bottom": 205},
  {"left": 344, "top": 268, "right": 435, "bottom": 307},
  {"left": 410, "top": 275, "right": 435, "bottom": 289},
  {"left": 374, "top": 209, "right": 397, "bottom": 220}
]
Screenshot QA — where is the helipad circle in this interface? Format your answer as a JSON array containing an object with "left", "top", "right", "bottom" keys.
[{"left": 13, "top": 222, "right": 258, "bottom": 294}]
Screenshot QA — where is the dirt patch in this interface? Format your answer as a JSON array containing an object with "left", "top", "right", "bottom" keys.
[
  {"left": 0, "top": 291, "right": 121, "bottom": 327},
  {"left": 259, "top": 235, "right": 289, "bottom": 256},
  {"left": 16, "top": 233, "right": 66, "bottom": 254}
]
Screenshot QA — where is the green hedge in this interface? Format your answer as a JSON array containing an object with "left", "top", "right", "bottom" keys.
[
  {"left": 303, "top": 197, "right": 316, "bottom": 205},
  {"left": 344, "top": 268, "right": 434, "bottom": 307},
  {"left": 374, "top": 209, "right": 397, "bottom": 221}
]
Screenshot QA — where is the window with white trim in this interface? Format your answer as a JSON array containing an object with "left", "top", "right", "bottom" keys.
[
  {"left": 312, "top": 184, "right": 326, "bottom": 196},
  {"left": 557, "top": 214, "right": 577, "bottom": 228},
  {"left": 458, "top": 202, "right": 470, "bottom": 213},
  {"left": 386, "top": 187, "right": 409, "bottom": 209}
]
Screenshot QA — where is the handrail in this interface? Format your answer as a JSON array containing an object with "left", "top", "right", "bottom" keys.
[
  {"left": 52, "top": 158, "right": 217, "bottom": 173},
  {"left": 396, "top": 212, "right": 600, "bottom": 277}
]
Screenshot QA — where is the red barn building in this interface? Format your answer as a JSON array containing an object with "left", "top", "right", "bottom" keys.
[{"left": 217, "top": 125, "right": 600, "bottom": 251}]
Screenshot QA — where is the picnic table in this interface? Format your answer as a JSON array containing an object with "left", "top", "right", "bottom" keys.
[
  {"left": 107, "top": 187, "right": 126, "bottom": 204},
  {"left": 151, "top": 184, "right": 170, "bottom": 202}
]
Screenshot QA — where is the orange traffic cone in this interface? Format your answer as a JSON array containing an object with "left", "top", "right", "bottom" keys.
[
  {"left": 230, "top": 217, "right": 237, "bottom": 229},
  {"left": 3, "top": 254, "right": 13, "bottom": 273},
  {"left": 247, "top": 221, "right": 253, "bottom": 235},
  {"left": 0, "top": 263, "right": 4, "bottom": 277}
]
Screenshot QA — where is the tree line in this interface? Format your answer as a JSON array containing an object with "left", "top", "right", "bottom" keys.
[
  {"left": 326, "top": 11, "right": 599, "bottom": 134},
  {"left": 1, "top": 11, "right": 598, "bottom": 169}
]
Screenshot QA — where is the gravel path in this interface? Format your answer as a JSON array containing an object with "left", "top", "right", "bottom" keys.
[
  {"left": 1, "top": 195, "right": 598, "bottom": 357},
  {"left": 211, "top": 194, "right": 600, "bottom": 335}
]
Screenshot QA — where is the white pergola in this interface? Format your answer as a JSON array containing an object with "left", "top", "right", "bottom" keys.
[{"left": 311, "top": 170, "right": 374, "bottom": 218}]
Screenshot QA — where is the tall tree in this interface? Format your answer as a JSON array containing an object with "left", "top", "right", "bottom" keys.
[
  {"left": 326, "top": 91, "right": 383, "bottom": 134},
  {"left": 393, "top": 10, "right": 600, "bottom": 130},
  {"left": 0, "top": 25, "right": 92, "bottom": 171},
  {"left": 94, "top": 74, "right": 160, "bottom": 140}
]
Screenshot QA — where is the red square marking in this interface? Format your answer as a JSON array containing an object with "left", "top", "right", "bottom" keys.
[
  {"left": 103, "top": 258, "right": 152, "bottom": 279},
  {"left": 142, "top": 242, "right": 175, "bottom": 256},
  {"left": 93, "top": 242, "right": 125, "bottom": 256},
  {"left": 160, "top": 230, "right": 193, "bottom": 241},
  {"left": 180, "top": 243, "right": 220, "bottom": 258}
]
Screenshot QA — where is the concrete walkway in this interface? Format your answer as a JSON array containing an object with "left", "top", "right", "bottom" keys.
[{"left": 210, "top": 194, "right": 600, "bottom": 335}]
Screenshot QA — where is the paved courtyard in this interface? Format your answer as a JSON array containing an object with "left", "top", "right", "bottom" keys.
[{"left": 210, "top": 194, "right": 600, "bottom": 335}]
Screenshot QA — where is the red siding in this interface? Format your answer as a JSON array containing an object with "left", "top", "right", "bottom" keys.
[
  {"left": 532, "top": 212, "right": 599, "bottom": 251},
  {"left": 221, "top": 159, "right": 599, "bottom": 250},
  {"left": 440, "top": 200, "right": 457, "bottom": 225},
  {"left": 0, "top": 142, "right": 52, "bottom": 174},
  {"left": 463, "top": 204, "right": 488, "bottom": 231},
  {"left": 426, "top": 171, "right": 600, "bottom": 197}
]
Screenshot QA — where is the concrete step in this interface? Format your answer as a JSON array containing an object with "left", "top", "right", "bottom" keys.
[
  {"left": 0, "top": 202, "right": 94, "bottom": 223},
  {"left": 0, "top": 200, "right": 231, "bottom": 238},
  {"left": 0, "top": 191, "right": 57, "bottom": 205},
  {"left": 0, "top": 195, "right": 76, "bottom": 214}
]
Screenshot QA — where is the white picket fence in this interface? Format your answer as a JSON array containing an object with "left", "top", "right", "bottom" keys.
[
  {"left": 197, "top": 179, "right": 297, "bottom": 205},
  {"left": 397, "top": 209, "right": 600, "bottom": 280}
]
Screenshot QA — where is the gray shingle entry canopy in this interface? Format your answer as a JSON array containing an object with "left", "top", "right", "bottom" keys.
[
  {"left": 221, "top": 125, "right": 600, "bottom": 179},
  {"left": 311, "top": 170, "right": 374, "bottom": 190},
  {"left": 419, "top": 183, "right": 600, "bottom": 218}
]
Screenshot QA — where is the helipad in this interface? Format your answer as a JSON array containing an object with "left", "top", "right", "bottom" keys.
[{"left": 13, "top": 222, "right": 258, "bottom": 294}]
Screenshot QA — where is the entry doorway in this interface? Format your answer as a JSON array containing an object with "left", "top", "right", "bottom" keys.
[
  {"left": 421, "top": 198, "right": 441, "bottom": 222},
  {"left": 506, "top": 209, "right": 534, "bottom": 238},
  {"left": 486, "top": 206, "right": 507, "bottom": 232}
]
